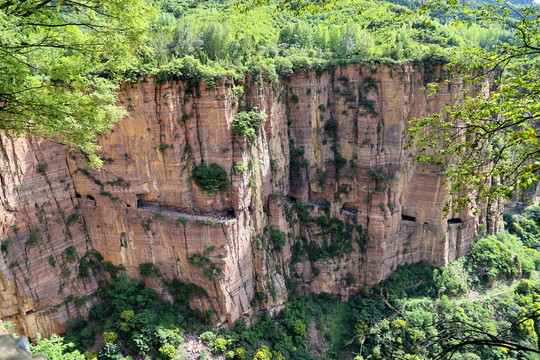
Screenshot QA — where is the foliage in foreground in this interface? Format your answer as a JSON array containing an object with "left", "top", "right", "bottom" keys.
[
  {"left": 407, "top": 1, "right": 540, "bottom": 215},
  {"left": 0, "top": 0, "right": 154, "bottom": 167}
]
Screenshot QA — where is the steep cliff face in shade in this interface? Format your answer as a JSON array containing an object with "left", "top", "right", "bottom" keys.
[{"left": 0, "top": 63, "right": 485, "bottom": 337}]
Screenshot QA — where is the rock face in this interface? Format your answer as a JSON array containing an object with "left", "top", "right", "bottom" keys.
[
  {"left": 0, "top": 63, "right": 483, "bottom": 337},
  {"left": 0, "top": 136, "right": 98, "bottom": 339}
]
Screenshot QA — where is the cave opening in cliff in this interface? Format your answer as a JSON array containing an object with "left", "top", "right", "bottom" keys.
[
  {"left": 447, "top": 218, "right": 462, "bottom": 224},
  {"left": 136, "top": 196, "right": 149, "bottom": 209},
  {"left": 86, "top": 195, "right": 96, "bottom": 201},
  {"left": 401, "top": 214, "right": 416, "bottom": 222}
]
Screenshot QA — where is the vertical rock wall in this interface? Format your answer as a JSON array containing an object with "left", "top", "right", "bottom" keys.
[
  {"left": 0, "top": 136, "right": 97, "bottom": 338},
  {"left": 0, "top": 63, "right": 482, "bottom": 337}
]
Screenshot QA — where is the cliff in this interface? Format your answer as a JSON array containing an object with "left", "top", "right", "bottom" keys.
[{"left": 0, "top": 63, "right": 482, "bottom": 337}]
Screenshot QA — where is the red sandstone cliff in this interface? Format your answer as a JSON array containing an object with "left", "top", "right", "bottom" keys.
[{"left": 0, "top": 63, "right": 483, "bottom": 337}]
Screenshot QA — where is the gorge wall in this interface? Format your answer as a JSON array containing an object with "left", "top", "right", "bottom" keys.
[{"left": 0, "top": 63, "right": 482, "bottom": 337}]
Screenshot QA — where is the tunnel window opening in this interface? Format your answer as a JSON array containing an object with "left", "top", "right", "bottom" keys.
[
  {"left": 86, "top": 195, "right": 96, "bottom": 201},
  {"left": 447, "top": 218, "right": 462, "bottom": 224},
  {"left": 75, "top": 194, "right": 82, "bottom": 199},
  {"left": 401, "top": 214, "right": 416, "bottom": 222}
]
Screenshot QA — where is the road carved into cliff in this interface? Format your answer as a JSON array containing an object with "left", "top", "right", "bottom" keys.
[{"left": 137, "top": 204, "right": 236, "bottom": 224}]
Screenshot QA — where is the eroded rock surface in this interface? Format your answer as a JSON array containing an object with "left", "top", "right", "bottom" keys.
[{"left": 0, "top": 64, "right": 486, "bottom": 336}]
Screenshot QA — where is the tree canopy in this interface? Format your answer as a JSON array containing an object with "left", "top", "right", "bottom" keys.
[
  {"left": 0, "top": 0, "right": 154, "bottom": 167},
  {"left": 407, "top": 1, "right": 540, "bottom": 216}
]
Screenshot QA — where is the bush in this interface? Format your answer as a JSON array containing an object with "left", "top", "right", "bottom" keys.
[
  {"left": 128, "top": 332, "right": 152, "bottom": 355},
  {"left": 191, "top": 163, "right": 229, "bottom": 194},
  {"left": 368, "top": 168, "right": 387, "bottom": 182},
  {"left": 117, "top": 310, "right": 134, "bottom": 332},
  {"left": 103, "top": 332, "right": 117, "bottom": 344},
  {"left": 84, "top": 351, "right": 98, "bottom": 360},
  {"left": 235, "top": 348, "right": 247, "bottom": 360},
  {"left": 89, "top": 303, "right": 104, "bottom": 321},
  {"left": 66, "top": 213, "right": 81, "bottom": 226},
  {"left": 253, "top": 346, "right": 272, "bottom": 360},
  {"left": 155, "top": 327, "right": 183, "bottom": 348},
  {"left": 233, "top": 161, "right": 248, "bottom": 175},
  {"left": 139, "top": 263, "right": 161, "bottom": 278},
  {"left": 31, "top": 334, "right": 85, "bottom": 360},
  {"left": 65, "top": 246, "right": 78, "bottom": 262},
  {"left": 265, "top": 226, "right": 287, "bottom": 250},
  {"left": 158, "top": 344, "right": 176, "bottom": 360},
  {"left": 200, "top": 331, "right": 217, "bottom": 346},
  {"left": 232, "top": 107, "right": 267, "bottom": 145},
  {"left": 212, "top": 337, "right": 227, "bottom": 354},
  {"left": 466, "top": 233, "right": 520, "bottom": 282},
  {"left": 150, "top": 55, "right": 238, "bottom": 85},
  {"left": 433, "top": 258, "right": 468, "bottom": 296},
  {"left": 98, "top": 343, "right": 121, "bottom": 360},
  {"left": 324, "top": 119, "right": 338, "bottom": 138}
]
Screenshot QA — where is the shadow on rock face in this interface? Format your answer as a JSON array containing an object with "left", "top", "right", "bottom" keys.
[{"left": 0, "top": 335, "right": 46, "bottom": 360}]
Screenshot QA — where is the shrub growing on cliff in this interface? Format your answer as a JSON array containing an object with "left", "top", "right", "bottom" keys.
[
  {"left": 139, "top": 262, "right": 161, "bottom": 278},
  {"left": 367, "top": 168, "right": 387, "bottom": 182},
  {"left": 232, "top": 107, "right": 267, "bottom": 145},
  {"left": 233, "top": 161, "right": 248, "bottom": 175},
  {"left": 191, "top": 162, "right": 229, "bottom": 194},
  {"left": 150, "top": 56, "right": 239, "bottom": 85},
  {"left": 264, "top": 226, "right": 287, "bottom": 250},
  {"left": 65, "top": 246, "right": 78, "bottom": 262},
  {"left": 324, "top": 118, "right": 338, "bottom": 138}
]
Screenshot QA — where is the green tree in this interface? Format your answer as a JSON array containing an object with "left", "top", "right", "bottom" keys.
[
  {"left": 0, "top": 0, "right": 154, "bottom": 167},
  {"left": 407, "top": 2, "right": 540, "bottom": 217},
  {"left": 236, "top": 0, "right": 345, "bottom": 15},
  {"left": 30, "top": 334, "right": 85, "bottom": 360}
]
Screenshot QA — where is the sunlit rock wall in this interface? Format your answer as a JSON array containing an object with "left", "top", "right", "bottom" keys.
[{"left": 0, "top": 63, "right": 484, "bottom": 336}]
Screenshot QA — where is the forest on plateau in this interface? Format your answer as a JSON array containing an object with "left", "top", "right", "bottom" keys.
[{"left": 2, "top": 0, "right": 540, "bottom": 359}]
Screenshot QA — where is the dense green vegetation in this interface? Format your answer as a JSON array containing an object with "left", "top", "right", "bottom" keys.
[
  {"left": 407, "top": 0, "right": 540, "bottom": 213},
  {"left": 128, "top": 0, "right": 512, "bottom": 85},
  {"left": 232, "top": 107, "right": 268, "bottom": 145},
  {"left": 0, "top": 0, "right": 154, "bottom": 167},
  {"left": 0, "top": 0, "right": 519, "bottom": 168}
]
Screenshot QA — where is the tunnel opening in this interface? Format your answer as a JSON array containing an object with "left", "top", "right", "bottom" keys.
[
  {"left": 342, "top": 205, "right": 358, "bottom": 214},
  {"left": 86, "top": 195, "right": 96, "bottom": 201},
  {"left": 401, "top": 214, "right": 416, "bottom": 222},
  {"left": 283, "top": 196, "right": 297, "bottom": 206},
  {"left": 447, "top": 218, "right": 462, "bottom": 225}
]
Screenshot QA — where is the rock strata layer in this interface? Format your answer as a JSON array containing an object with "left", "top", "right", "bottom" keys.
[{"left": 0, "top": 64, "right": 484, "bottom": 337}]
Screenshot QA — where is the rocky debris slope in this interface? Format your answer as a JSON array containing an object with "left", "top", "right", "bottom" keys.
[{"left": 0, "top": 63, "right": 486, "bottom": 337}]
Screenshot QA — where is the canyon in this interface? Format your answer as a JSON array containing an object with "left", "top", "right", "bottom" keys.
[{"left": 0, "top": 63, "right": 484, "bottom": 338}]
